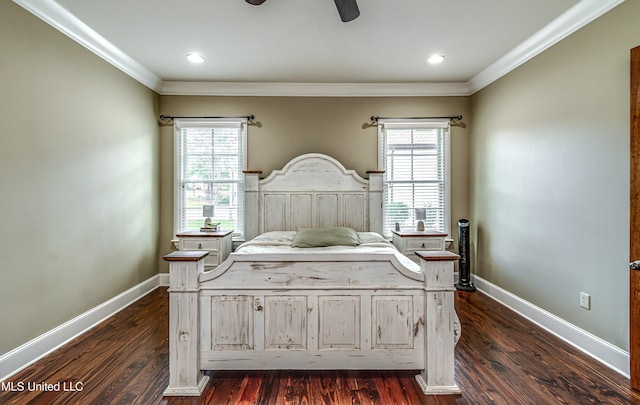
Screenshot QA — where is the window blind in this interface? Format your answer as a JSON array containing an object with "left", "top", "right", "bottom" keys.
[
  {"left": 175, "top": 119, "right": 246, "bottom": 237},
  {"left": 379, "top": 120, "right": 450, "bottom": 237}
]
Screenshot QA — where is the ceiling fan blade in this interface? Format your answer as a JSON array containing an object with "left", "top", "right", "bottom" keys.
[
  {"left": 246, "top": 0, "right": 266, "bottom": 5},
  {"left": 334, "top": 0, "right": 360, "bottom": 22}
]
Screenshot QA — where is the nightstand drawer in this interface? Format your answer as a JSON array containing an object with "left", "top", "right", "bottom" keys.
[
  {"left": 182, "top": 239, "right": 220, "bottom": 251},
  {"left": 406, "top": 238, "right": 444, "bottom": 251}
]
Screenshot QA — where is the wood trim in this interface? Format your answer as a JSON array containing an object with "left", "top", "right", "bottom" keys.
[
  {"left": 630, "top": 44, "right": 640, "bottom": 391},
  {"left": 162, "top": 251, "right": 209, "bottom": 262},
  {"left": 12, "top": 0, "right": 163, "bottom": 92},
  {"left": 467, "top": 0, "right": 626, "bottom": 94},
  {"left": 176, "top": 230, "right": 233, "bottom": 238},
  {"left": 391, "top": 230, "right": 448, "bottom": 237},
  {"left": 14, "top": 0, "right": 623, "bottom": 97},
  {"left": 0, "top": 275, "right": 162, "bottom": 382},
  {"left": 415, "top": 251, "right": 460, "bottom": 262},
  {"left": 4, "top": 288, "right": 638, "bottom": 403},
  {"left": 473, "top": 275, "right": 630, "bottom": 377}
]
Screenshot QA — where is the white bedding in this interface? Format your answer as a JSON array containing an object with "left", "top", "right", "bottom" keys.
[{"left": 235, "top": 231, "right": 421, "bottom": 273}]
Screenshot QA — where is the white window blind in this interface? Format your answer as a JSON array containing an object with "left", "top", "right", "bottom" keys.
[
  {"left": 174, "top": 119, "right": 247, "bottom": 237},
  {"left": 378, "top": 119, "right": 451, "bottom": 237}
]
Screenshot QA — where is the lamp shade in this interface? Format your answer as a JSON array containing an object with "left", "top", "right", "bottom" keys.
[
  {"left": 202, "top": 204, "right": 215, "bottom": 217},
  {"left": 414, "top": 208, "right": 426, "bottom": 220}
]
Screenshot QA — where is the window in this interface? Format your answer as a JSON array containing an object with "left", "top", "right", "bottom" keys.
[
  {"left": 174, "top": 119, "right": 247, "bottom": 238},
  {"left": 378, "top": 119, "right": 451, "bottom": 237}
]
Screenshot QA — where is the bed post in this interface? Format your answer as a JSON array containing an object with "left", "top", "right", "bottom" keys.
[
  {"left": 366, "top": 171, "right": 384, "bottom": 235},
  {"left": 243, "top": 170, "right": 262, "bottom": 241},
  {"left": 414, "top": 251, "right": 461, "bottom": 395},
  {"left": 163, "top": 251, "right": 209, "bottom": 396}
]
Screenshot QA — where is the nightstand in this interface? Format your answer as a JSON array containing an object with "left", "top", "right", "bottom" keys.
[
  {"left": 176, "top": 230, "right": 233, "bottom": 269},
  {"left": 391, "top": 230, "right": 448, "bottom": 263}
]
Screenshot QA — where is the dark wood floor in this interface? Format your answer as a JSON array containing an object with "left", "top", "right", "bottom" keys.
[{"left": 2, "top": 288, "right": 639, "bottom": 404}]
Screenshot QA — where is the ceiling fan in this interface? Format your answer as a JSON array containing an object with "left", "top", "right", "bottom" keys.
[{"left": 245, "top": 0, "right": 360, "bottom": 23}]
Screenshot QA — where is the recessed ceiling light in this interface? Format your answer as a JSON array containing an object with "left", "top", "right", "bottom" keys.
[
  {"left": 186, "top": 53, "right": 205, "bottom": 64},
  {"left": 428, "top": 54, "right": 445, "bottom": 64}
]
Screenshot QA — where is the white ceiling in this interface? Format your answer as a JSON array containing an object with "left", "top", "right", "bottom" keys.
[{"left": 15, "top": 0, "right": 625, "bottom": 96}]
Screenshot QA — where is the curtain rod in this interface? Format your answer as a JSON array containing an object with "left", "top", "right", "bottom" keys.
[
  {"left": 159, "top": 114, "right": 255, "bottom": 122},
  {"left": 370, "top": 115, "right": 462, "bottom": 124}
]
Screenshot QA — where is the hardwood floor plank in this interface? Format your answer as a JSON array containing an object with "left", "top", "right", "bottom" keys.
[{"left": 2, "top": 288, "right": 640, "bottom": 404}]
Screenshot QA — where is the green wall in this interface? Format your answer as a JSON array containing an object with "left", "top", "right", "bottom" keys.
[
  {"left": 0, "top": 2, "right": 160, "bottom": 354},
  {"left": 470, "top": 0, "right": 640, "bottom": 350}
]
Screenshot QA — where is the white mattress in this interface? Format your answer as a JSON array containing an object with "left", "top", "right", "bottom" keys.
[{"left": 235, "top": 231, "right": 421, "bottom": 273}]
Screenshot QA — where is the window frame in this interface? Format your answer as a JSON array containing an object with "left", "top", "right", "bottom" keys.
[
  {"left": 173, "top": 118, "right": 248, "bottom": 239},
  {"left": 377, "top": 118, "right": 451, "bottom": 237}
]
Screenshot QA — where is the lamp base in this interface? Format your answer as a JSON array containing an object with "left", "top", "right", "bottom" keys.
[{"left": 416, "top": 220, "right": 425, "bottom": 231}]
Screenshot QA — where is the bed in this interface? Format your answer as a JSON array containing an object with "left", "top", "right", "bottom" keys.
[{"left": 163, "top": 153, "right": 461, "bottom": 396}]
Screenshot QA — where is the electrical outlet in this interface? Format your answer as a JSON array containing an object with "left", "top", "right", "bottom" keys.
[{"left": 580, "top": 292, "right": 591, "bottom": 310}]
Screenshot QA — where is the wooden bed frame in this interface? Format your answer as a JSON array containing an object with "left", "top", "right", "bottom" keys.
[{"left": 163, "top": 154, "right": 461, "bottom": 397}]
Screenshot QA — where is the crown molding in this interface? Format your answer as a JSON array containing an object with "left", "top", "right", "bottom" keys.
[
  {"left": 12, "top": 0, "right": 163, "bottom": 91},
  {"left": 159, "top": 81, "right": 472, "bottom": 97},
  {"left": 467, "top": 0, "right": 626, "bottom": 94},
  {"left": 14, "top": 0, "right": 624, "bottom": 97}
]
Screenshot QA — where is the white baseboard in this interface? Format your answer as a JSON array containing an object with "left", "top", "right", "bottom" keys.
[
  {"left": 0, "top": 274, "right": 163, "bottom": 382},
  {"left": 1, "top": 272, "right": 628, "bottom": 382},
  {"left": 472, "top": 275, "right": 630, "bottom": 377},
  {"left": 159, "top": 272, "right": 170, "bottom": 287}
]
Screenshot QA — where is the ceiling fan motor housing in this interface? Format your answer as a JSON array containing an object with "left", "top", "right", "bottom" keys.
[{"left": 245, "top": 0, "right": 360, "bottom": 22}]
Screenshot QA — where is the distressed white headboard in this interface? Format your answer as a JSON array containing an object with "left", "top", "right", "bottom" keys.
[{"left": 244, "top": 153, "right": 383, "bottom": 240}]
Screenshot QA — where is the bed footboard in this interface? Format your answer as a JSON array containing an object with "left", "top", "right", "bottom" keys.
[{"left": 162, "top": 250, "right": 461, "bottom": 397}]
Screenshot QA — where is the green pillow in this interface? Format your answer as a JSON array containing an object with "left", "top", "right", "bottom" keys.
[{"left": 291, "top": 227, "right": 361, "bottom": 248}]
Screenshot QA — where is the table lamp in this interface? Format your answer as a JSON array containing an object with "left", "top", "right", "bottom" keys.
[
  {"left": 203, "top": 204, "right": 215, "bottom": 228},
  {"left": 415, "top": 208, "right": 426, "bottom": 231}
]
